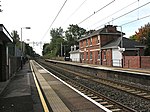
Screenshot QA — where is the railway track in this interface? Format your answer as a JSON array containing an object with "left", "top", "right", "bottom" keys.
[
  {"left": 34, "top": 60, "right": 136, "bottom": 112},
  {"left": 43, "top": 59, "right": 150, "bottom": 102},
  {"left": 37, "top": 60, "right": 150, "bottom": 111}
]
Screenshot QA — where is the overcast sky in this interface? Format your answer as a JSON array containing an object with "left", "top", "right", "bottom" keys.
[{"left": 0, "top": 0, "right": 150, "bottom": 55}]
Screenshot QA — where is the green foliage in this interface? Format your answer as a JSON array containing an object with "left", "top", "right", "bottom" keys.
[
  {"left": 42, "top": 43, "right": 50, "bottom": 55},
  {"left": 25, "top": 43, "right": 34, "bottom": 56},
  {"left": 65, "top": 24, "right": 86, "bottom": 44},
  {"left": 42, "top": 24, "right": 87, "bottom": 58},
  {"left": 144, "top": 32, "right": 150, "bottom": 56},
  {"left": 50, "top": 27, "right": 64, "bottom": 56},
  {"left": 11, "top": 30, "right": 20, "bottom": 49},
  {"left": 129, "top": 35, "right": 137, "bottom": 41},
  {"left": 42, "top": 27, "right": 64, "bottom": 57},
  {"left": 64, "top": 24, "right": 86, "bottom": 56},
  {"left": 11, "top": 30, "right": 36, "bottom": 57},
  {"left": 130, "top": 23, "right": 150, "bottom": 55}
]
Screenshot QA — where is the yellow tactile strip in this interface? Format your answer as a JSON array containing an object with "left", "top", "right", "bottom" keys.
[
  {"left": 30, "top": 61, "right": 49, "bottom": 112},
  {"left": 30, "top": 60, "right": 71, "bottom": 112}
]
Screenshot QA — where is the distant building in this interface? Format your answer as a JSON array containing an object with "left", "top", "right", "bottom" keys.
[{"left": 69, "top": 45, "right": 80, "bottom": 62}]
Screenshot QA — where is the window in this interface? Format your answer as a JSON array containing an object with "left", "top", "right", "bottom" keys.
[
  {"left": 81, "top": 41, "right": 83, "bottom": 47},
  {"left": 90, "top": 52, "right": 92, "bottom": 59},
  {"left": 90, "top": 38, "right": 92, "bottom": 45},
  {"left": 86, "top": 39, "right": 88, "bottom": 46},
  {"left": 81, "top": 53, "right": 83, "bottom": 60},
  {"left": 98, "top": 51, "right": 100, "bottom": 59},
  {"left": 104, "top": 51, "right": 106, "bottom": 60},
  {"left": 97, "top": 35, "right": 100, "bottom": 44},
  {"left": 86, "top": 52, "right": 88, "bottom": 60}
]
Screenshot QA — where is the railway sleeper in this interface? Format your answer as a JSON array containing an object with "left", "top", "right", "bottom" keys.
[
  {"left": 126, "top": 89, "right": 136, "bottom": 92},
  {"left": 131, "top": 91, "right": 141, "bottom": 94},
  {"left": 87, "top": 94, "right": 94, "bottom": 97},
  {"left": 94, "top": 98, "right": 103, "bottom": 102},
  {"left": 111, "top": 108, "right": 121, "bottom": 112},
  {"left": 119, "top": 86, "right": 126, "bottom": 89},
  {"left": 123, "top": 87, "right": 131, "bottom": 91},
  {"left": 99, "top": 101, "right": 108, "bottom": 105},
  {"left": 137, "top": 93, "right": 147, "bottom": 96},
  {"left": 90, "top": 96, "right": 99, "bottom": 99},
  {"left": 143, "top": 95, "right": 150, "bottom": 98},
  {"left": 104, "top": 104, "right": 114, "bottom": 108}
]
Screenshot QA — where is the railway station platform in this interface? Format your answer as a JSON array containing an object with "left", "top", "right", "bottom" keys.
[
  {"left": 0, "top": 61, "right": 44, "bottom": 112},
  {"left": 0, "top": 60, "right": 108, "bottom": 112},
  {"left": 45, "top": 59, "right": 150, "bottom": 75},
  {"left": 30, "top": 60, "right": 106, "bottom": 112}
]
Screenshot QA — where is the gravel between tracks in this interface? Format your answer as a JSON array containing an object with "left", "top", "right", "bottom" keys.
[
  {"left": 38, "top": 60, "right": 150, "bottom": 112},
  {"left": 76, "top": 78, "right": 150, "bottom": 112}
]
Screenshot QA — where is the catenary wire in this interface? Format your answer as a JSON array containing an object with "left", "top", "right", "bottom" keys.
[
  {"left": 88, "top": 0, "right": 138, "bottom": 29},
  {"left": 78, "top": 0, "right": 115, "bottom": 25},
  {"left": 95, "top": 1, "right": 150, "bottom": 30},
  {"left": 121, "top": 14, "right": 150, "bottom": 26},
  {"left": 61, "top": 0, "right": 88, "bottom": 26},
  {"left": 41, "top": 0, "right": 68, "bottom": 41}
]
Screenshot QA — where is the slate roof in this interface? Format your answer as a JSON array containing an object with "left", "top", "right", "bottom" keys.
[
  {"left": 101, "top": 37, "right": 145, "bottom": 49},
  {"left": 78, "top": 25, "right": 124, "bottom": 41},
  {"left": 78, "top": 28, "right": 103, "bottom": 41}
]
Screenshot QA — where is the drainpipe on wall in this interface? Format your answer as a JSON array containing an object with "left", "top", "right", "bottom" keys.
[{"left": 98, "top": 35, "right": 102, "bottom": 65}]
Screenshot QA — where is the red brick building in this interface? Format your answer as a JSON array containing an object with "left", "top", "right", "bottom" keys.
[
  {"left": 79, "top": 25, "right": 145, "bottom": 67},
  {"left": 101, "top": 37, "right": 145, "bottom": 67},
  {"left": 79, "top": 25, "right": 122, "bottom": 65}
]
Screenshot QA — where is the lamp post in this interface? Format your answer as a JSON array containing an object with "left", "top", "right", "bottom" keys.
[
  {"left": 116, "top": 26, "right": 123, "bottom": 48},
  {"left": 21, "top": 27, "right": 31, "bottom": 69},
  {"left": 116, "top": 25, "right": 125, "bottom": 67}
]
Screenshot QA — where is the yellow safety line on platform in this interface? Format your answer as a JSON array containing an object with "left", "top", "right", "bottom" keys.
[{"left": 30, "top": 61, "right": 49, "bottom": 112}]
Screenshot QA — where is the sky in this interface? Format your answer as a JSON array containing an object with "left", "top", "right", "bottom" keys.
[{"left": 0, "top": 0, "right": 150, "bottom": 55}]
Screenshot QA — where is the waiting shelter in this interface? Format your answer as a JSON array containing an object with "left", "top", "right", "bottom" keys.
[{"left": 0, "top": 24, "right": 13, "bottom": 81}]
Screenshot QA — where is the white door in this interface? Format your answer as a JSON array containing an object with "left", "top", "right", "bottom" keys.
[{"left": 112, "top": 49, "right": 122, "bottom": 67}]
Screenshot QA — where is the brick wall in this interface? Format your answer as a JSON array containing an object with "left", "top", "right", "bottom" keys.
[
  {"left": 141, "top": 56, "right": 150, "bottom": 68},
  {"left": 123, "top": 56, "right": 150, "bottom": 69},
  {"left": 123, "top": 56, "right": 140, "bottom": 68},
  {"left": 80, "top": 35, "right": 100, "bottom": 64},
  {"left": 101, "top": 49, "right": 112, "bottom": 66}
]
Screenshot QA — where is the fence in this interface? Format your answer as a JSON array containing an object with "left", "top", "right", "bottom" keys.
[
  {"left": 123, "top": 56, "right": 150, "bottom": 69},
  {"left": 141, "top": 56, "right": 150, "bottom": 68},
  {"left": 9, "top": 56, "right": 21, "bottom": 78},
  {"left": 80, "top": 56, "right": 150, "bottom": 69}
]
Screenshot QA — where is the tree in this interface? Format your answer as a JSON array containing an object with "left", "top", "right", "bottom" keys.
[
  {"left": 25, "top": 43, "right": 34, "bottom": 57},
  {"left": 65, "top": 24, "right": 86, "bottom": 44},
  {"left": 11, "top": 30, "right": 20, "bottom": 48},
  {"left": 42, "top": 25, "right": 91, "bottom": 58},
  {"left": 144, "top": 32, "right": 150, "bottom": 56},
  {"left": 130, "top": 23, "right": 150, "bottom": 55},
  {"left": 49, "top": 27, "right": 64, "bottom": 57},
  {"left": 65, "top": 24, "right": 86, "bottom": 56},
  {"left": 42, "top": 43, "right": 50, "bottom": 56},
  {"left": 129, "top": 34, "right": 137, "bottom": 41}
]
